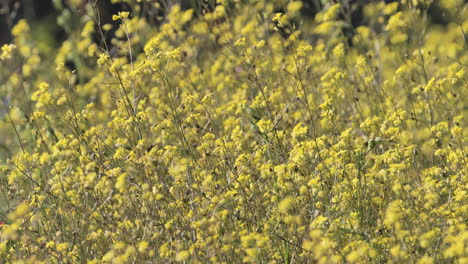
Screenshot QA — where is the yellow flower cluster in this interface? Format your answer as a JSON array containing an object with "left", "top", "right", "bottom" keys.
[
  {"left": 0, "top": 0, "right": 466, "bottom": 263},
  {"left": 0, "top": 44, "right": 16, "bottom": 61}
]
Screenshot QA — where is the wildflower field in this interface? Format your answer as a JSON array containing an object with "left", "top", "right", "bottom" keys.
[{"left": 0, "top": 0, "right": 467, "bottom": 263}]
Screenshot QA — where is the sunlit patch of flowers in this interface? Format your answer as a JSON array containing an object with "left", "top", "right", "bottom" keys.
[{"left": 0, "top": 0, "right": 466, "bottom": 263}]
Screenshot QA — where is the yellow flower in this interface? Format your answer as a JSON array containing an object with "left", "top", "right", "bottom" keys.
[
  {"left": 138, "top": 241, "right": 149, "bottom": 253},
  {"left": 287, "top": 1, "right": 303, "bottom": 17},
  {"left": 113, "top": 11, "right": 130, "bottom": 21},
  {"left": 56, "top": 242, "right": 69, "bottom": 252},
  {"left": 386, "top": 12, "right": 406, "bottom": 31},
  {"left": 333, "top": 43, "right": 345, "bottom": 58},
  {"left": 119, "top": 11, "right": 130, "bottom": 19},
  {"left": 322, "top": 3, "right": 341, "bottom": 21},
  {"left": 12, "top": 19, "right": 30, "bottom": 37},
  {"left": 175, "top": 250, "right": 190, "bottom": 262},
  {"left": 8, "top": 203, "right": 28, "bottom": 221},
  {"left": 278, "top": 196, "right": 294, "bottom": 213},
  {"left": 31, "top": 82, "right": 54, "bottom": 107},
  {"left": 256, "top": 119, "right": 273, "bottom": 134},
  {"left": 234, "top": 37, "right": 246, "bottom": 47},
  {"left": 0, "top": 44, "right": 16, "bottom": 60},
  {"left": 115, "top": 173, "right": 127, "bottom": 193}
]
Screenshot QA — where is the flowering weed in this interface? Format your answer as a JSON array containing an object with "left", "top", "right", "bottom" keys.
[{"left": 0, "top": 0, "right": 466, "bottom": 263}]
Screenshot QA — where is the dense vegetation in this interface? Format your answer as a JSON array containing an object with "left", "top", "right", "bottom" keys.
[{"left": 0, "top": 0, "right": 467, "bottom": 263}]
